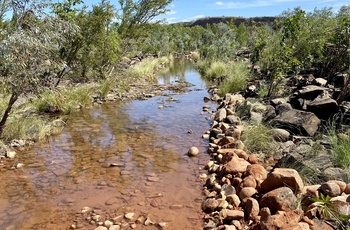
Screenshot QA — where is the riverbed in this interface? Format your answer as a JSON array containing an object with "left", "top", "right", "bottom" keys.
[{"left": 0, "top": 59, "right": 215, "bottom": 229}]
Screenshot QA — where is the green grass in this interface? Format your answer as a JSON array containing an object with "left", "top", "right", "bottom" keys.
[
  {"left": 32, "top": 84, "right": 96, "bottom": 114},
  {"left": 1, "top": 115, "right": 57, "bottom": 142},
  {"left": 218, "top": 61, "right": 250, "bottom": 96},
  {"left": 206, "top": 61, "right": 227, "bottom": 80},
  {"left": 127, "top": 56, "right": 171, "bottom": 81},
  {"left": 329, "top": 129, "right": 350, "bottom": 171},
  {"left": 242, "top": 122, "right": 274, "bottom": 153}
]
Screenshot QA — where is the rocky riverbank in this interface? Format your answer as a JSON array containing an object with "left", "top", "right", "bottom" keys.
[{"left": 200, "top": 87, "right": 350, "bottom": 230}]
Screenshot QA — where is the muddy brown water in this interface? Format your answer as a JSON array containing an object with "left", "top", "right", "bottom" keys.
[{"left": 0, "top": 60, "right": 215, "bottom": 230}]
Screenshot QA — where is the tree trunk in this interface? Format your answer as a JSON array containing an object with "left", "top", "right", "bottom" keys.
[{"left": 0, "top": 91, "right": 18, "bottom": 136}]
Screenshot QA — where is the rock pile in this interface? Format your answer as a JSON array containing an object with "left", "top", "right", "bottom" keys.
[{"left": 201, "top": 91, "right": 350, "bottom": 230}]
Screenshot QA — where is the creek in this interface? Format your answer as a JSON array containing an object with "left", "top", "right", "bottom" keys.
[{"left": 0, "top": 59, "right": 214, "bottom": 230}]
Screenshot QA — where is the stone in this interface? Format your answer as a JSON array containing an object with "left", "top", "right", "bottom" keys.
[
  {"left": 239, "top": 187, "right": 257, "bottom": 202},
  {"left": 188, "top": 146, "right": 199, "bottom": 157},
  {"left": 298, "top": 222, "right": 311, "bottom": 230},
  {"left": 241, "top": 175, "right": 257, "bottom": 188},
  {"left": 313, "top": 78, "right": 327, "bottom": 87},
  {"left": 328, "top": 180, "right": 346, "bottom": 193},
  {"left": 202, "top": 198, "right": 219, "bottom": 213},
  {"left": 271, "top": 128, "right": 290, "bottom": 142},
  {"left": 245, "top": 198, "right": 260, "bottom": 222},
  {"left": 259, "top": 168, "right": 304, "bottom": 194},
  {"left": 124, "top": 213, "right": 135, "bottom": 220},
  {"left": 271, "top": 98, "right": 288, "bottom": 106},
  {"left": 293, "top": 85, "right": 326, "bottom": 100},
  {"left": 104, "top": 220, "right": 113, "bottom": 228},
  {"left": 109, "top": 225, "right": 120, "bottom": 230},
  {"left": 226, "top": 194, "right": 241, "bottom": 208},
  {"left": 330, "top": 195, "right": 350, "bottom": 216},
  {"left": 6, "top": 151, "right": 16, "bottom": 159},
  {"left": 275, "top": 103, "right": 293, "bottom": 115},
  {"left": 307, "top": 98, "right": 339, "bottom": 120},
  {"left": 322, "top": 167, "right": 349, "bottom": 182},
  {"left": 220, "top": 209, "right": 244, "bottom": 221},
  {"left": 248, "top": 154, "right": 258, "bottom": 164},
  {"left": 245, "top": 164, "right": 267, "bottom": 185},
  {"left": 94, "top": 227, "right": 107, "bottom": 230},
  {"left": 271, "top": 109, "right": 320, "bottom": 136},
  {"left": 224, "top": 155, "right": 251, "bottom": 174},
  {"left": 320, "top": 181, "right": 341, "bottom": 197},
  {"left": 221, "top": 184, "right": 236, "bottom": 196},
  {"left": 215, "top": 108, "right": 227, "bottom": 122},
  {"left": 260, "top": 187, "right": 298, "bottom": 214},
  {"left": 226, "top": 115, "right": 241, "bottom": 125},
  {"left": 345, "top": 183, "right": 350, "bottom": 194},
  {"left": 260, "top": 208, "right": 302, "bottom": 230}
]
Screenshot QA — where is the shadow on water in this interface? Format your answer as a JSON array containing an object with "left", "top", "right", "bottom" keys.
[{"left": 0, "top": 59, "right": 215, "bottom": 229}]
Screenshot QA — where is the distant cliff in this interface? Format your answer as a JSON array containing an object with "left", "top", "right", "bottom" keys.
[{"left": 181, "top": 16, "right": 277, "bottom": 27}]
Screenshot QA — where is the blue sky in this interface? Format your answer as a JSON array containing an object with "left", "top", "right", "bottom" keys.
[{"left": 159, "top": 0, "right": 350, "bottom": 23}]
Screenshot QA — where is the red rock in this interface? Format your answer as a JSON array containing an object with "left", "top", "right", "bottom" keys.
[
  {"left": 239, "top": 187, "right": 257, "bottom": 202},
  {"left": 220, "top": 209, "right": 244, "bottom": 221},
  {"left": 328, "top": 180, "right": 346, "bottom": 194},
  {"left": 259, "top": 168, "right": 304, "bottom": 194},
  {"left": 320, "top": 181, "right": 341, "bottom": 197},
  {"left": 241, "top": 175, "right": 257, "bottom": 188},
  {"left": 245, "top": 198, "right": 260, "bottom": 222},
  {"left": 248, "top": 154, "right": 258, "bottom": 164},
  {"left": 224, "top": 155, "right": 251, "bottom": 174},
  {"left": 260, "top": 208, "right": 302, "bottom": 230},
  {"left": 345, "top": 183, "right": 350, "bottom": 194},
  {"left": 260, "top": 187, "right": 297, "bottom": 214},
  {"left": 245, "top": 164, "right": 267, "bottom": 184}
]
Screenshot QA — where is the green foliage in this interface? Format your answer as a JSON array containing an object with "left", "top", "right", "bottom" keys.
[
  {"left": 218, "top": 61, "right": 250, "bottom": 95},
  {"left": 242, "top": 123, "right": 274, "bottom": 153},
  {"left": 329, "top": 129, "right": 350, "bottom": 171},
  {"left": 127, "top": 56, "right": 170, "bottom": 81},
  {"left": 1, "top": 115, "right": 55, "bottom": 142},
  {"left": 32, "top": 84, "right": 95, "bottom": 114},
  {"left": 206, "top": 61, "right": 227, "bottom": 80}
]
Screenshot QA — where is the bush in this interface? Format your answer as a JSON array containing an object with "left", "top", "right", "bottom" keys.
[
  {"left": 329, "top": 130, "right": 350, "bottom": 171},
  {"left": 218, "top": 61, "right": 250, "bottom": 96},
  {"left": 1, "top": 115, "right": 53, "bottom": 141},
  {"left": 242, "top": 123, "right": 274, "bottom": 153},
  {"left": 206, "top": 61, "right": 227, "bottom": 80},
  {"left": 127, "top": 56, "right": 171, "bottom": 81}
]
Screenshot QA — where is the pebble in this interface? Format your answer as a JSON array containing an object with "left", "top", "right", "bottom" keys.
[
  {"left": 124, "top": 212, "right": 135, "bottom": 220},
  {"left": 147, "top": 176, "right": 160, "bottom": 182},
  {"left": 188, "top": 147, "right": 199, "bottom": 157}
]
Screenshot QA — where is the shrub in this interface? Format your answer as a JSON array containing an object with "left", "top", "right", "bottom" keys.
[
  {"left": 1, "top": 115, "right": 53, "bottom": 141},
  {"left": 218, "top": 61, "right": 250, "bottom": 96},
  {"left": 329, "top": 129, "right": 350, "bottom": 171},
  {"left": 241, "top": 122, "right": 275, "bottom": 153},
  {"left": 206, "top": 61, "right": 227, "bottom": 80}
]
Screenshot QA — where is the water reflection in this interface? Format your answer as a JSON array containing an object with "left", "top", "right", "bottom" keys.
[{"left": 0, "top": 60, "right": 214, "bottom": 229}]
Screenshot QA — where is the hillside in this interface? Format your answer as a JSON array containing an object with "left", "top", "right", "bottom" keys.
[{"left": 182, "top": 16, "right": 277, "bottom": 27}]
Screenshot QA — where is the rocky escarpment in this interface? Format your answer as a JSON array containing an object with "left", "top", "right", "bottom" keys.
[{"left": 200, "top": 91, "right": 350, "bottom": 230}]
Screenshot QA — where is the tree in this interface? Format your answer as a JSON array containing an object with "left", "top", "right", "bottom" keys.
[
  {"left": 116, "top": 0, "right": 173, "bottom": 53},
  {"left": 0, "top": 8, "right": 79, "bottom": 136}
]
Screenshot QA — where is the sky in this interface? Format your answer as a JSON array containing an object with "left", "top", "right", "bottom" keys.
[{"left": 158, "top": 0, "right": 350, "bottom": 23}]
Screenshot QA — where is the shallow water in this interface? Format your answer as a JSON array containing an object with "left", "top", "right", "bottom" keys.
[{"left": 0, "top": 59, "right": 215, "bottom": 230}]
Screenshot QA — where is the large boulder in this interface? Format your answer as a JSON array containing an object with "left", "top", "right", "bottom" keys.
[
  {"left": 259, "top": 168, "right": 304, "bottom": 194},
  {"left": 306, "top": 98, "right": 338, "bottom": 120},
  {"left": 260, "top": 187, "right": 298, "bottom": 214},
  {"left": 271, "top": 109, "right": 320, "bottom": 136}
]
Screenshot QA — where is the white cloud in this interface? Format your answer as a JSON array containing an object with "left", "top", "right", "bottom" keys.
[
  {"left": 216, "top": 1, "right": 224, "bottom": 5},
  {"left": 183, "top": 14, "right": 206, "bottom": 22}
]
